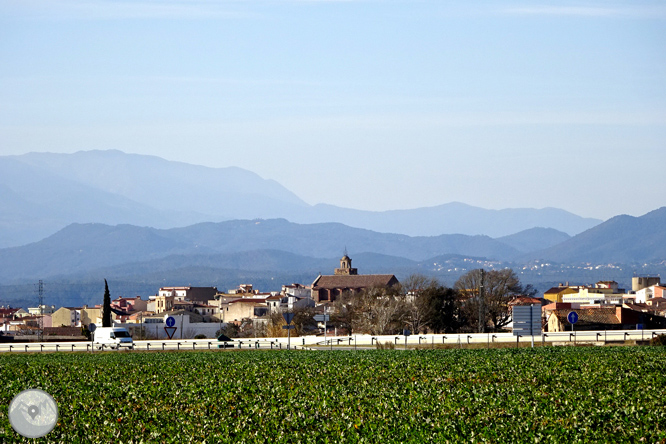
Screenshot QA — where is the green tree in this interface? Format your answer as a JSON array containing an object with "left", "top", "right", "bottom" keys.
[
  {"left": 424, "top": 284, "right": 463, "bottom": 333},
  {"left": 215, "top": 323, "right": 240, "bottom": 339},
  {"left": 102, "top": 279, "right": 112, "bottom": 327}
]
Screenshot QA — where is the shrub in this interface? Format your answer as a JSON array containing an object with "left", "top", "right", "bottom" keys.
[{"left": 650, "top": 333, "right": 666, "bottom": 346}]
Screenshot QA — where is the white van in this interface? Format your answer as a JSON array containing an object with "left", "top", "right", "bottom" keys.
[{"left": 93, "top": 327, "right": 134, "bottom": 350}]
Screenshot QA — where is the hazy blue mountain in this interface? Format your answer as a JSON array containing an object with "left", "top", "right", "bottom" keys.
[
  {"left": 161, "top": 219, "right": 519, "bottom": 261},
  {"left": 0, "top": 157, "right": 189, "bottom": 247},
  {"left": 0, "top": 219, "right": 520, "bottom": 282},
  {"left": 0, "top": 150, "right": 308, "bottom": 247},
  {"left": 0, "top": 150, "right": 602, "bottom": 247},
  {"left": 496, "top": 227, "right": 571, "bottom": 253},
  {"left": 302, "top": 202, "right": 601, "bottom": 238},
  {"left": 13, "top": 149, "right": 307, "bottom": 212},
  {"left": 0, "top": 223, "right": 194, "bottom": 280},
  {"left": 530, "top": 207, "right": 666, "bottom": 263},
  {"left": 2, "top": 229, "right": 665, "bottom": 309}
]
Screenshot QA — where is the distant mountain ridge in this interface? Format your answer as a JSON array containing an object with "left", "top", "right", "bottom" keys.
[
  {"left": 0, "top": 220, "right": 522, "bottom": 282},
  {"left": 530, "top": 207, "right": 666, "bottom": 263},
  {"left": 0, "top": 150, "right": 602, "bottom": 247},
  {"left": 1, "top": 206, "right": 663, "bottom": 285},
  {"left": 498, "top": 227, "right": 571, "bottom": 253},
  {"left": 301, "top": 202, "right": 598, "bottom": 238},
  {"left": 0, "top": 210, "right": 664, "bottom": 309}
]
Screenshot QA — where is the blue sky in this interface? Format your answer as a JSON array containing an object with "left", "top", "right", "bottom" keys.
[{"left": 1, "top": 0, "right": 664, "bottom": 220}]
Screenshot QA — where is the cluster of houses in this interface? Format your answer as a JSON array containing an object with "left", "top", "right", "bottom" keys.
[
  {"left": 1, "top": 255, "right": 401, "bottom": 340},
  {"left": 538, "top": 276, "right": 666, "bottom": 331},
  {"left": 1, "top": 253, "right": 664, "bottom": 340}
]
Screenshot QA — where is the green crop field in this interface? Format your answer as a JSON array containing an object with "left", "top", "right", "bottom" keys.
[{"left": 1, "top": 347, "right": 665, "bottom": 443}]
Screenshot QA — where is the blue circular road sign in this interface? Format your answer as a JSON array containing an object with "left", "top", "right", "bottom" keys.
[
  {"left": 567, "top": 311, "right": 579, "bottom": 324},
  {"left": 166, "top": 316, "right": 176, "bottom": 327}
]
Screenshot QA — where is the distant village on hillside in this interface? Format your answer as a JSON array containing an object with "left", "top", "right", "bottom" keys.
[{"left": 1, "top": 254, "right": 665, "bottom": 341}]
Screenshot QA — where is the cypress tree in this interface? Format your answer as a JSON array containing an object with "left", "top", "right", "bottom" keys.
[{"left": 102, "top": 279, "right": 112, "bottom": 327}]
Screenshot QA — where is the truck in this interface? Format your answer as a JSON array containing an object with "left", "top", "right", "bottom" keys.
[{"left": 93, "top": 327, "right": 134, "bottom": 350}]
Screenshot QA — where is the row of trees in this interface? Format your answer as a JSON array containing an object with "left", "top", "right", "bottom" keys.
[
  {"left": 323, "top": 268, "right": 535, "bottom": 335},
  {"left": 260, "top": 268, "right": 534, "bottom": 337}
]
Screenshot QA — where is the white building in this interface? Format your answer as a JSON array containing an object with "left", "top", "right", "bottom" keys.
[
  {"left": 124, "top": 312, "right": 224, "bottom": 339},
  {"left": 634, "top": 285, "right": 666, "bottom": 304},
  {"left": 560, "top": 281, "right": 627, "bottom": 305},
  {"left": 28, "top": 305, "right": 56, "bottom": 316}
]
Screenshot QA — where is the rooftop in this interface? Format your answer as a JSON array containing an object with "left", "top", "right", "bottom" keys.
[{"left": 312, "top": 274, "right": 398, "bottom": 290}]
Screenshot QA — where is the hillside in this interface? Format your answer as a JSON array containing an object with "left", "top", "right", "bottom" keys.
[
  {"left": 0, "top": 219, "right": 519, "bottom": 282},
  {"left": 497, "top": 227, "right": 571, "bottom": 253},
  {"left": 531, "top": 207, "right": 666, "bottom": 263},
  {"left": 302, "top": 202, "right": 600, "bottom": 238}
]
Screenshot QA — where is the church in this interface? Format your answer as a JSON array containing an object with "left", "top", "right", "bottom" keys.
[{"left": 310, "top": 254, "right": 400, "bottom": 303}]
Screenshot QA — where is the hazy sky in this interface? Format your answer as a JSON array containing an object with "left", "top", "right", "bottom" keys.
[{"left": 1, "top": 1, "right": 664, "bottom": 220}]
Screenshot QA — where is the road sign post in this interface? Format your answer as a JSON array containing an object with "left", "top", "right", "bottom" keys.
[
  {"left": 88, "top": 323, "right": 96, "bottom": 352},
  {"left": 313, "top": 314, "right": 330, "bottom": 349},
  {"left": 403, "top": 328, "right": 411, "bottom": 350},
  {"left": 283, "top": 312, "right": 295, "bottom": 350},
  {"left": 567, "top": 311, "right": 578, "bottom": 345},
  {"left": 165, "top": 316, "right": 177, "bottom": 339},
  {"left": 512, "top": 305, "right": 542, "bottom": 348},
  {"left": 531, "top": 306, "right": 534, "bottom": 348}
]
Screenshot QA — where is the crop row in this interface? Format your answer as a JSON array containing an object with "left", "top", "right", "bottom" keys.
[{"left": 0, "top": 347, "right": 665, "bottom": 443}]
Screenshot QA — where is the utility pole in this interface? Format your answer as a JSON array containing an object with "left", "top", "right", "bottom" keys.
[
  {"left": 478, "top": 269, "right": 485, "bottom": 334},
  {"left": 38, "top": 280, "right": 44, "bottom": 342},
  {"left": 218, "top": 298, "right": 222, "bottom": 339},
  {"left": 324, "top": 305, "right": 328, "bottom": 346}
]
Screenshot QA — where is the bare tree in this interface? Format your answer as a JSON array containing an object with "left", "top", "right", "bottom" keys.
[
  {"left": 401, "top": 274, "right": 437, "bottom": 295},
  {"left": 400, "top": 274, "right": 439, "bottom": 334},
  {"left": 331, "top": 293, "right": 354, "bottom": 334},
  {"left": 266, "top": 312, "right": 287, "bottom": 337},
  {"left": 455, "top": 268, "right": 525, "bottom": 331},
  {"left": 292, "top": 306, "right": 318, "bottom": 336},
  {"left": 331, "top": 286, "right": 405, "bottom": 335},
  {"left": 370, "top": 293, "right": 404, "bottom": 335}
]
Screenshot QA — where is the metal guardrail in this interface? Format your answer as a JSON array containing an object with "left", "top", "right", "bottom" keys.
[{"left": 1, "top": 330, "right": 664, "bottom": 353}]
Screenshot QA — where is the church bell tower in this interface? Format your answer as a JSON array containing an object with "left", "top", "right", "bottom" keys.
[{"left": 334, "top": 252, "right": 358, "bottom": 276}]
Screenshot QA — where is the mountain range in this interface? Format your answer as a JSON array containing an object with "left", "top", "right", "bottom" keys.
[
  {"left": 0, "top": 220, "right": 548, "bottom": 282},
  {"left": 1, "top": 149, "right": 663, "bottom": 309},
  {"left": 532, "top": 207, "right": 666, "bottom": 264},
  {"left": 1, "top": 207, "right": 664, "bottom": 286},
  {"left": 0, "top": 150, "right": 602, "bottom": 247}
]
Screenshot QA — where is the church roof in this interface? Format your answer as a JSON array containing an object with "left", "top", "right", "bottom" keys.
[{"left": 312, "top": 274, "right": 399, "bottom": 290}]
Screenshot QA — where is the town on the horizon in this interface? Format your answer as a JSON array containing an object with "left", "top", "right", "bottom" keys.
[{"left": 1, "top": 254, "right": 664, "bottom": 342}]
